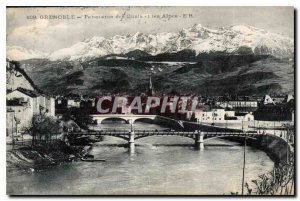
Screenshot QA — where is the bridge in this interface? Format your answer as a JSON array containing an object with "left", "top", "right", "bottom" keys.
[
  {"left": 84, "top": 114, "right": 293, "bottom": 155},
  {"left": 69, "top": 129, "right": 260, "bottom": 153},
  {"left": 91, "top": 114, "right": 157, "bottom": 124}
]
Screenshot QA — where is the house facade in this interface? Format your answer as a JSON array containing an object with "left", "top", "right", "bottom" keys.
[
  {"left": 194, "top": 109, "right": 236, "bottom": 122},
  {"left": 7, "top": 88, "right": 55, "bottom": 133},
  {"left": 6, "top": 59, "right": 55, "bottom": 135},
  {"left": 190, "top": 108, "right": 255, "bottom": 129},
  {"left": 216, "top": 96, "right": 258, "bottom": 113}
]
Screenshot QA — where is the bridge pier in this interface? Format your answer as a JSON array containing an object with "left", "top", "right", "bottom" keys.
[
  {"left": 129, "top": 131, "right": 135, "bottom": 154},
  {"left": 195, "top": 130, "right": 204, "bottom": 150}
]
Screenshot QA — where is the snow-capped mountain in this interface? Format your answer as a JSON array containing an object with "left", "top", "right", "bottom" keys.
[
  {"left": 8, "top": 24, "right": 294, "bottom": 61},
  {"left": 6, "top": 46, "right": 48, "bottom": 61}
]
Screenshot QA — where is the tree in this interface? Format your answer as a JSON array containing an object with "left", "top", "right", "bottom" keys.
[
  {"left": 30, "top": 114, "right": 62, "bottom": 146},
  {"left": 70, "top": 108, "right": 93, "bottom": 129},
  {"left": 245, "top": 154, "right": 295, "bottom": 195}
]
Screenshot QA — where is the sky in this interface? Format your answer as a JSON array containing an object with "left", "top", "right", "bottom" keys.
[{"left": 6, "top": 6, "right": 294, "bottom": 53}]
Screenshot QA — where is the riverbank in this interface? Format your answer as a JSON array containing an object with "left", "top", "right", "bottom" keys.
[
  {"left": 212, "top": 135, "right": 292, "bottom": 165},
  {"left": 182, "top": 121, "right": 293, "bottom": 164},
  {"left": 7, "top": 141, "right": 83, "bottom": 174}
]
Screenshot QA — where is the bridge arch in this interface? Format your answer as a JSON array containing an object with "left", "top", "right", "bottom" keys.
[
  {"left": 91, "top": 115, "right": 157, "bottom": 124},
  {"left": 100, "top": 117, "right": 128, "bottom": 124},
  {"left": 134, "top": 134, "right": 196, "bottom": 141},
  {"left": 132, "top": 117, "right": 155, "bottom": 124}
]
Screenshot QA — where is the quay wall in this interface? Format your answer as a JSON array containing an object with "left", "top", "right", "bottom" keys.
[
  {"left": 154, "top": 116, "right": 185, "bottom": 130},
  {"left": 256, "top": 134, "right": 290, "bottom": 163},
  {"left": 183, "top": 121, "right": 291, "bottom": 163}
]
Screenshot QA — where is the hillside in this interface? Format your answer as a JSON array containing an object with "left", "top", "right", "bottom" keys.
[{"left": 19, "top": 54, "right": 294, "bottom": 96}]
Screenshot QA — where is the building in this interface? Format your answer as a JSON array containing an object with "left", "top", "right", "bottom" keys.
[
  {"left": 147, "top": 75, "right": 155, "bottom": 96},
  {"left": 235, "top": 112, "right": 255, "bottom": 121},
  {"left": 6, "top": 100, "right": 32, "bottom": 135},
  {"left": 261, "top": 95, "right": 275, "bottom": 105},
  {"left": 6, "top": 59, "right": 55, "bottom": 135},
  {"left": 44, "top": 96, "right": 55, "bottom": 117},
  {"left": 6, "top": 110, "right": 15, "bottom": 136},
  {"left": 254, "top": 94, "right": 294, "bottom": 121},
  {"left": 216, "top": 96, "right": 258, "bottom": 113},
  {"left": 6, "top": 59, "right": 41, "bottom": 92},
  {"left": 67, "top": 99, "right": 81, "bottom": 108},
  {"left": 190, "top": 108, "right": 254, "bottom": 129},
  {"left": 272, "top": 96, "right": 286, "bottom": 104},
  {"left": 194, "top": 109, "right": 236, "bottom": 122},
  {"left": 6, "top": 88, "right": 55, "bottom": 133}
]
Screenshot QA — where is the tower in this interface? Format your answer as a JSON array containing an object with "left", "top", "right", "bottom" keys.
[{"left": 147, "top": 75, "right": 155, "bottom": 96}]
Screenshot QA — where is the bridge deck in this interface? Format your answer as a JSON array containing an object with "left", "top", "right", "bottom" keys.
[{"left": 69, "top": 130, "right": 260, "bottom": 141}]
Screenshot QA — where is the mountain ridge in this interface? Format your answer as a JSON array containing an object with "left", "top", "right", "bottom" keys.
[
  {"left": 7, "top": 24, "right": 294, "bottom": 61},
  {"left": 19, "top": 54, "right": 294, "bottom": 96}
]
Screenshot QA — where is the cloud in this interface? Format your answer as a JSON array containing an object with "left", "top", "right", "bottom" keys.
[
  {"left": 8, "top": 19, "right": 71, "bottom": 52},
  {"left": 10, "top": 19, "right": 49, "bottom": 39}
]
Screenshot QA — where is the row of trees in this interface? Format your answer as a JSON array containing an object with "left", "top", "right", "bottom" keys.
[
  {"left": 245, "top": 156, "right": 294, "bottom": 195},
  {"left": 27, "top": 108, "right": 91, "bottom": 146}
]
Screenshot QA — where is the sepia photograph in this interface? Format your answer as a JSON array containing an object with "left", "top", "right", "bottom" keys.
[{"left": 6, "top": 6, "right": 295, "bottom": 195}]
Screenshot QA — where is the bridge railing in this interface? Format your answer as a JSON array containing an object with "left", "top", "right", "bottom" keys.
[{"left": 86, "top": 129, "right": 176, "bottom": 133}]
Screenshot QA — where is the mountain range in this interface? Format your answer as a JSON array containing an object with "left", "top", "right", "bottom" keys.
[
  {"left": 7, "top": 24, "right": 294, "bottom": 61},
  {"left": 7, "top": 24, "right": 294, "bottom": 96}
]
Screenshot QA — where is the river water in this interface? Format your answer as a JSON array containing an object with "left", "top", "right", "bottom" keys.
[{"left": 7, "top": 121, "right": 274, "bottom": 195}]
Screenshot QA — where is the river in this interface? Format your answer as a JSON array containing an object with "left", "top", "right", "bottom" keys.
[{"left": 7, "top": 121, "right": 274, "bottom": 195}]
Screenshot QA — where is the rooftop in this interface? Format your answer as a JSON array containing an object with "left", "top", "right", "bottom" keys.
[{"left": 7, "top": 87, "right": 40, "bottom": 98}]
